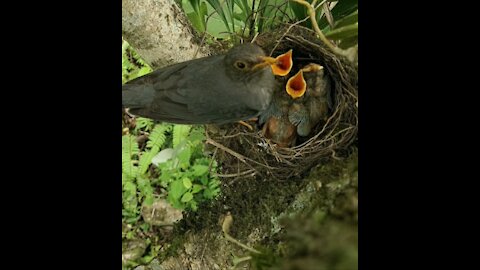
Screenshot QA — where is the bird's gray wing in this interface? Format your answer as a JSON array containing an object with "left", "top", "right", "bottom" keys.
[{"left": 123, "top": 56, "right": 258, "bottom": 124}]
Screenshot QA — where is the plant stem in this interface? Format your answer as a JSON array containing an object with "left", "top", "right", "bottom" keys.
[
  {"left": 290, "top": 0, "right": 350, "bottom": 60},
  {"left": 224, "top": 232, "right": 261, "bottom": 254}
]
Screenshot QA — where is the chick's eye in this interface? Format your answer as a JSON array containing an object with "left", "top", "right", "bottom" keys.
[{"left": 235, "top": 61, "right": 247, "bottom": 69}]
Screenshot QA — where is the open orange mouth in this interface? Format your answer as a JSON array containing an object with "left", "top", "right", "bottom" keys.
[
  {"left": 286, "top": 70, "right": 306, "bottom": 99},
  {"left": 271, "top": 49, "right": 293, "bottom": 76},
  {"left": 256, "top": 49, "right": 293, "bottom": 76}
]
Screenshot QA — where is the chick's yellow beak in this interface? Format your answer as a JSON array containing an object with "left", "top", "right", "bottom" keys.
[{"left": 301, "top": 63, "right": 324, "bottom": 73}]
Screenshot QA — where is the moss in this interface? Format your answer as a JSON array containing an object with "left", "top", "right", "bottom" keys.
[
  {"left": 150, "top": 151, "right": 358, "bottom": 269},
  {"left": 263, "top": 151, "right": 358, "bottom": 270}
]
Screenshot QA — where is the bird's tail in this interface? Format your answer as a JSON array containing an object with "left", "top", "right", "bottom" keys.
[{"left": 122, "top": 84, "right": 155, "bottom": 109}]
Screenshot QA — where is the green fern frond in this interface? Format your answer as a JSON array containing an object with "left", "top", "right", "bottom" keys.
[
  {"left": 138, "top": 148, "right": 159, "bottom": 175},
  {"left": 134, "top": 117, "right": 155, "bottom": 132},
  {"left": 122, "top": 135, "right": 139, "bottom": 178},
  {"left": 138, "top": 124, "right": 169, "bottom": 174},
  {"left": 122, "top": 172, "right": 132, "bottom": 186},
  {"left": 187, "top": 126, "right": 205, "bottom": 148},
  {"left": 146, "top": 124, "right": 168, "bottom": 149},
  {"left": 173, "top": 124, "right": 192, "bottom": 148},
  {"left": 131, "top": 48, "right": 151, "bottom": 68},
  {"left": 137, "top": 176, "right": 154, "bottom": 206}
]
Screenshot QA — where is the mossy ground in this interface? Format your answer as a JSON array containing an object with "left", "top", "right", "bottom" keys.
[{"left": 136, "top": 149, "right": 358, "bottom": 270}]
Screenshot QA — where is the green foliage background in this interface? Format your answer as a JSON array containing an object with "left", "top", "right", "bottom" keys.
[{"left": 178, "top": 0, "right": 357, "bottom": 48}]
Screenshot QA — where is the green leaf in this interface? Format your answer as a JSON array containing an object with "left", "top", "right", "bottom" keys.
[
  {"left": 200, "top": 2, "right": 208, "bottom": 15},
  {"left": 134, "top": 117, "right": 155, "bottom": 132},
  {"left": 189, "top": 200, "right": 198, "bottom": 211},
  {"left": 233, "top": 0, "right": 252, "bottom": 29},
  {"left": 289, "top": 0, "right": 308, "bottom": 25},
  {"left": 334, "top": 9, "right": 357, "bottom": 29},
  {"left": 181, "top": 192, "right": 193, "bottom": 202},
  {"left": 192, "top": 184, "right": 204, "bottom": 194},
  {"left": 122, "top": 135, "right": 139, "bottom": 179},
  {"left": 337, "top": 35, "right": 358, "bottom": 49},
  {"left": 192, "top": 164, "right": 209, "bottom": 176},
  {"left": 318, "top": 0, "right": 358, "bottom": 30},
  {"left": 158, "top": 161, "right": 175, "bottom": 185},
  {"left": 203, "top": 188, "right": 214, "bottom": 199},
  {"left": 122, "top": 39, "right": 129, "bottom": 55},
  {"left": 258, "top": 0, "right": 290, "bottom": 32},
  {"left": 233, "top": 0, "right": 251, "bottom": 15},
  {"left": 233, "top": 11, "right": 247, "bottom": 22},
  {"left": 183, "top": 178, "right": 193, "bottom": 189},
  {"left": 203, "top": 179, "right": 220, "bottom": 199},
  {"left": 199, "top": 174, "right": 209, "bottom": 186},
  {"left": 187, "top": 12, "right": 205, "bottom": 32},
  {"left": 140, "top": 223, "right": 150, "bottom": 232},
  {"left": 173, "top": 124, "right": 192, "bottom": 148},
  {"left": 147, "top": 124, "right": 168, "bottom": 149},
  {"left": 135, "top": 66, "right": 153, "bottom": 78},
  {"left": 122, "top": 181, "right": 138, "bottom": 218},
  {"left": 186, "top": 0, "right": 207, "bottom": 32},
  {"left": 137, "top": 176, "right": 154, "bottom": 205},
  {"left": 324, "top": 23, "right": 357, "bottom": 40},
  {"left": 138, "top": 148, "right": 158, "bottom": 175},
  {"left": 175, "top": 144, "right": 192, "bottom": 169},
  {"left": 206, "top": 0, "right": 232, "bottom": 32},
  {"left": 169, "top": 179, "right": 186, "bottom": 200}
]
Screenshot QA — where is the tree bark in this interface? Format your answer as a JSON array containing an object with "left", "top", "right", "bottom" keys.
[{"left": 122, "top": 0, "right": 210, "bottom": 69}]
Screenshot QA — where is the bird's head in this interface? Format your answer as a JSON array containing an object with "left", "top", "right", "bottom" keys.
[{"left": 224, "top": 44, "right": 293, "bottom": 80}]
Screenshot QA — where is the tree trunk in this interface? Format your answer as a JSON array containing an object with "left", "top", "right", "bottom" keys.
[{"left": 122, "top": 0, "right": 209, "bottom": 69}]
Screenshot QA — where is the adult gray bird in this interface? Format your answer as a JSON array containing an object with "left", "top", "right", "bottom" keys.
[{"left": 122, "top": 43, "right": 293, "bottom": 124}]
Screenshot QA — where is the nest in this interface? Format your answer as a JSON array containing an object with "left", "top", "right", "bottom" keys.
[{"left": 206, "top": 25, "right": 358, "bottom": 181}]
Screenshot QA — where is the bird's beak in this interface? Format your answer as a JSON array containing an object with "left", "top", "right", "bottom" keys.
[
  {"left": 270, "top": 49, "right": 293, "bottom": 76},
  {"left": 253, "top": 49, "right": 293, "bottom": 76},
  {"left": 301, "top": 63, "right": 324, "bottom": 73},
  {"left": 286, "top": 70, "right": 306, "bottom": 99}
]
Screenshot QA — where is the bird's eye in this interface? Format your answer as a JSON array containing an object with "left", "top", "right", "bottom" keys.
[{"left": 235, "top": 61, "right": 247, "bottom": 70}]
